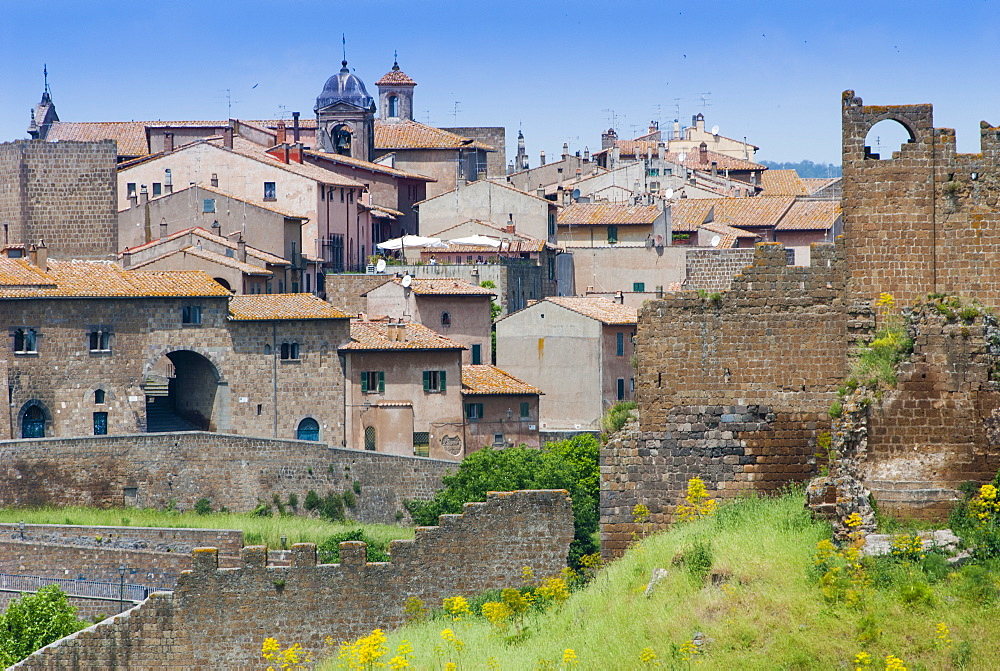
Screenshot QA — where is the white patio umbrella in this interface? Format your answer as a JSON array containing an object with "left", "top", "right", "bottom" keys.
[
  {"left": 376, "top": 235, "right": 443, "bottom": 251},
  {"left": 446, "top": 235, "right": 502, "bottom": 247}
]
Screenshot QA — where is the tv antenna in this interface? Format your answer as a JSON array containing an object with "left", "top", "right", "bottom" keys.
[
  {"left": 601, "top": 108, "right": 619, "bottom": 132},
  {"left": 673, "top": 98, "right": 682, "bottom": 118},
  {"left": 699, "top": 92, "right": 712, "bottom": 109},
  {"left": 453, "top": 101, "right": 461, "bottom": 124},
  {"left": 218, "top": 89, "right": 241, "bottom": 118}
]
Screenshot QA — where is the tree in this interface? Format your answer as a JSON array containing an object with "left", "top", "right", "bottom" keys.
[
  {"left": 405, "top": 435, "right": 601, "bottom": 566},
  {"left": 0, "top": 585, "right": 88, "bottom": 666}
]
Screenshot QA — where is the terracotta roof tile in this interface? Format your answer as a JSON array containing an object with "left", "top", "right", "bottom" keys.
[
  {"left": 415, "top": 180, "right": 556, "bottom": 208},
  {"left": 228, "top": 294, "right": 350, "bottom": 320},
  {"left": 774, "top": 200, "right": 841, "bottom": 231},
  {"left": 0, "top": 258, "right": 230, "bottom": 299},
  {"left": 558, "top": 203, "right": 661, "bottom": 227},
  {"left": 462, "top": 365, "right": 542, "bottom": 396},
  {"left": 543, "top": 296, "right": 637, "bottom": 325},
  {"left": 375, "top": 64, "right": 417, "bottom": 87},
  {"left": 129, "top": 246, "right": 273, "bottom": 276},
  {"left": 224, "top": 138, "right": 365, "bottom": 187},
  {"left": 431, "top": 240, "right": 548, "bottom": 253},
  {"left": 760, "top": 170, "right": 808, "bottom": 196},
  {"left": 122, "top": 227, "right": 289, "bottom": 267},
  {"left": 670, "top": 197, "right": 795, "bottom": 232},
  {"left": 697, "top": 221, "right": 759, "bottom": 249},
  {"left": 600, "top": 141, "right": 766, "bottom": 172},
  {"left": 303, "top": 149, "right": 435, "bottom": 181},
  {"left": 375, "top": 120, "right": 494, "bottom": 151},
  {"left": 340, "top": 321, "right": 465, "bottom": 350},
  {"left": 800, "top": 177, "right": 841, "bottom": 195},
  {"left": 396, "top": 278, "right": 495, "bottom": 296},
  {"left": 45, "top": 121, "right": 150, "bottom": 156}
]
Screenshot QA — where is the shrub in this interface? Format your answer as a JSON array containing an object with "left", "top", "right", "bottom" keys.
[
  {"left": 405, "top": 436, "right": 600, "bottom": 568},
  {"left": 271, "top": 493, "right": 286, "bottom": 516},
  {"left": 304, "top": 490, "right": 321, "bottom": 512},
  {"left": 317, "top": 529, "right": 391, "bottom": 563},
  {"left": 828, "top": 401, "right": 843, "bottom": 419},
  {"left": 342, "top": 490, "right": 357, "bottom": 509},
  {"left": 352, "top": 480, "right": 362, "bottom": 495},
  {"left": 602, "top": 400, "right": 637, "bottom": 435},
  {"left": 250, "top": 501, "right": 272, "bottom": 518},
  {"left": 672, "top": 538, "right": 713, "bottom": 582},
  {"left": 286, "top": 493, "right": 299, "bottom": 510},
  {"left": 193, "top": 497, "right": 212, "bottom": 516},
  {"left": 320, "top": 492, "right": 345, "bottom": 522},
  {"left": 0, "top": 585, "right": 88, "bottom": 666}
]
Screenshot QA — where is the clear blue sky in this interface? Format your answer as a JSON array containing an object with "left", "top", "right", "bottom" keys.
[{"left": 1, "top": 1, "right": 998, "bottom": 165}]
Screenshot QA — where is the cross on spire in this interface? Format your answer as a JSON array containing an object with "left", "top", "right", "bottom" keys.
[{"left": 342, "top": 34, "right": 346, "bottom": 63}]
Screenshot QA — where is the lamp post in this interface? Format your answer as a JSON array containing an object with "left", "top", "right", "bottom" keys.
[
  {"left": 18, "top": 520, "right": 24, "bottom": 540},
  {"left": 118, "top": 565, "right": 126, "bottom": 613},
  {"left": 280, "top": 535, "right": 288, "bottom": 551}
]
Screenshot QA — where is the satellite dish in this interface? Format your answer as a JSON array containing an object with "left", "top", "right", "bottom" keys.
[
  {"left": 710, "top": 235, "right": 721, "bottom": 248},
  {"left": 711, "top": 125, "right": 720, "bottom": 136},
  {"left": 665, "top": 188, "right": 674, "bottom": 200},
  {"left": 401, "top": 274, "right": 412, "bottom": 288},
  {"left": 654, "top": 234, "right": 664, "bottom": 247},
  {"left": 678, "top": 152, "right": 687, "bottom": 163},
  {"left": 375, "top": 259, "right": 387, "bottom": 273},
  {"left": 572, "top": 188, "right": 581, "bottom": 200}
]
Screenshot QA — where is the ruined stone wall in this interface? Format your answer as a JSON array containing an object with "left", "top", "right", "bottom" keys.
[
  {"left": 0, "top": 140, "right": 117, "bottom": 259},
  {"left": 323, "top": 273, "right": 391, "bottom": 315},
  {"left": 842, "top": 90, "right": 1000, "bottom": 306},
  {"left": 440, "top": 127, "right": 506, "bottom": 178},
  {"left": 15, "top": 490, "right": 575, "bottom": 670},
  {"left": 0, "top": 432, "right": 454, "bottom": 523},
  {"left": 682, "top": 247, "right": 795, "bottom": 292},
  {"left": 863, "top": 308, "right": 1000, "bottom": 519},
  {"left": 0, "top": 523, "right": 243, "bottom": 556},
  {"left": 602, "top": 242, "right": 850, "bottom": 558}
]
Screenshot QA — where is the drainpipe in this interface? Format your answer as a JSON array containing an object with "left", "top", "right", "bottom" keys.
[{"left": 272, "top": 323, "right": 278, "bottom": 438}]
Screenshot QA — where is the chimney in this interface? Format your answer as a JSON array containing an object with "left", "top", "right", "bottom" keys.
[
  {"left": 539, "top": 150, "right": 546, "bottom": 166},
  {"left": 396, "top": 323, "right": 406, "bottom": 342},
  {"left": 583, "top": 146, "right": 590, "bottom": 162},
  {"left": 238, "top": 234, "right": 247, "bottom": 262},
  {"left": 649, "top": 121, "right": 658, "bottom": 135},
  {"left": 163, "top": 131, "right": 174, "bottom": 153},
  {"left": 160, "top": 217, "right": 168, "bottom": 240},
  {"left": 27, "top": 244, "right": 37, "bottom": 267},
  {"left": 695, "top": 114, "right": 705, "bottom": 133},
  {"left": 601, "top": 128, "right": 617, "bottom": 150},
  {"left": 292, "top": 112, "right": 301, "bottom": 142},
  {"left": 276, "top": 122, "right": 287, "bottom": 145},
  {"left": 657, "top": 141, "right": 666, "bottom": 159},
  {"left": 536, "top": 184, "right": 545, "bottom": 198},
  {"left": 614, "top": 290, "right": 624, "bottom": 304},
  {"left": 470, "top": 268, "right": 480, "bottom": 285},
  {"left": 699, "top": 142, "right": 708, "bottom": 164},
  {"left": 289, "top": 142, "right": 303, "bottom": 164},
  {"left": 140, "top": 185, "right": 149, "bottom": 205},
  {"left": 282, "top": 144, "right": 290, "bottom": 164},
  {"left": 164, "top": 168, "right": 173, "bottom": 194},
  {"left": 129, "top": 189, "right": 138, "bottom": 209},
  {"left": 35, "top": 239, "right": 47, "bottom": 271},
  {"left": 711, "top": 161, "right": 718, "bottom": 178},
  {"left": 506, "top": 223, "right": 516, "bottom": 234},
  {"left": 673, "top": 119, "right": 680, "bottom": 140},
  {"left": 122, "top": 248, "right": 132, "bottom": 269},
  {"left": 223, "top": 126, "right": 234, "bottom": 149},
  {"left": 561, "top": 142, "right": 569, "bottom": 159}
]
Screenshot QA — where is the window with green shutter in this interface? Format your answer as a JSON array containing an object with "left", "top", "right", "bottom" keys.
[
  {"left": 607, "top": 225, "right": 618, "bottom": 244},
  {"left": 423, "top": 370, "right": 446, "bottom": 392},
  {"left": 465, "top": 403, "right": 484, "bottom": 421},
  {"left": 361, "top": 371, "right": 384, "bottom": 394},
  {"left": 519, "top": 402, "right": 530, "bottom": 419}
]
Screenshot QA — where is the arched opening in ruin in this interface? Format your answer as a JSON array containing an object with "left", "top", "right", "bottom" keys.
[
  {"left": 864, "top": 119, "right": 915, "bottom": 160},
  {"left": 19, "top": 400, "right": 50, "bottom": 439},
  {"left": 144, "top": 350, "right": 225, "bottom": 432}
]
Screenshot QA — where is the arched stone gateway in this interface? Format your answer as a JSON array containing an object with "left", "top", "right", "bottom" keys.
[
  {"left": 19, "top": 400, "right": 49, "bottom": 438},
  {"left": 144, "top": 350, "right": 228, "bottom": 432}
]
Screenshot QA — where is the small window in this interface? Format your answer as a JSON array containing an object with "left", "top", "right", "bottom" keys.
[
  {"left": 633, "top": 282, "right": 645, "bottom": 292},
  {"left": 441, "top": 312, "right": 451, "bottom": 327},
  {"left": 210, "top": 173, "right": 219, "bottom": 187},
  {"left": 617, "top": 332, "right": 624, "bottom": 356},
  {"left": 152, "top": 183, "right": 162, "bottom": 197},
  {"left": 13, "top": 328, "right": 37, "bottom": 353},
  {"left": 297, "top": 417, "right": 319, "bottom": 441},
  {"left": 278, "top": 280, "right": 284, "bottom": 293},
  {"left": 519, "top": 401, "right": 530, "bottom": 419},
  {"left": 280, "top": 342, "right": 300, "bottom": 360},
  {"left": 548, "top": 213, "right": 555, "bottom": 237},
  {"left": 264, "top": 182, "right": 276, "bottom": 200},
  {"left": 93, "top": 411, "right": 108, "bottom": 436},
  {"left": 617, "top": 377, "right": 625, "bottom": 401},
  {"left": 360, "top": 371, "right": 385, "bottom": 394},
  {"left": 340, "top": 189, "right": 345, "bottom": 203},
  {"left": 423, "top": 370, "right": 446, "bottom": 393},
  {"left": 305, "top": 273, "right": 311, "bottom": 293},
  {"left": 388, "top": 95, "right": 399, "bottom": 117},
  {"left": 493, "top": 433, "right": 505, "bottom": 446},
  {"left": 547, "top": 257, "right": 555, "bottom": 280},
  {"left": 292, "top": 281, "right": 299, "bottom": 293},
  {"left": 127, "top": 183, "right": 137, "bottom": 198},
  {"left": 364, "top": 426, "right": 376, "bottom": 451},
  {"left": 89, "top": 330, "right": 111, "bottom": 352},
  {"left": 471, "top": 344, "right": 482, "bottom": 365},
  {"left": 465, "top": 403, "right": 484, "bottom": 421},
  {"left": 94, "top": 389, "right": 106, "bottom": 404},
  {"left": 413, "top": 432, "right": 430, "bottom": 457},
  {"left": 202, "top": 199, "right": 216, "bottom": 213},
  {"left": 264, "top": 344, "right": 272, "bottom": 355},
  {"left": 607, "top": 225, "right": 618, "bottom": 244},
  {"left": 181, "top": 306, "right": 202, "bottom": 325}
]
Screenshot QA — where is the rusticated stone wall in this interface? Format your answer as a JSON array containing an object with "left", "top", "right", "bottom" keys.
[
  {"left": 14, "top": 490, "right": 574, "bottom": 670},
  {"left": 0, "top": 432, "right": 454, "bottom": 524}
]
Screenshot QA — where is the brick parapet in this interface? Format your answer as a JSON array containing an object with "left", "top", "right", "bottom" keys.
[{"left": 15, "top": 489, "right": 575, "bottom": 669}]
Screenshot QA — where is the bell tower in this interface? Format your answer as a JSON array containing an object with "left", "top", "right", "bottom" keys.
[
  {"left": 375, "top": 56, "right": 417, "bottom": 122},
  {"left": 27, "top": 65, "right": 59, "bottom": 140},
  {"left": 314, "top": 59, "right": 376, "bottom": 161}
]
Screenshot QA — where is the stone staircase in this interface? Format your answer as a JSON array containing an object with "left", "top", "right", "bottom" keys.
[{"left": 145, "top": 403, "right": 199, "bottom": 433}]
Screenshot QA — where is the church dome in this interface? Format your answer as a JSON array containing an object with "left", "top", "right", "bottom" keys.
[{"left": 315, "top": 61, "right": 374, "bottom": 111}]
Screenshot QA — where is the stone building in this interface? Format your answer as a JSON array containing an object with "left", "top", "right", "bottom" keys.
[
  {"left": 557, "top": 203, "right": 667, "bottom": 248},
  {"left": 364, "top": 278, "right": 495, "bottom": 365},
  {"left": 462, "top": 364, "right": 542, "bottom": 449},
  {"left": 496, "top": 296, "right": 637, "bottom": 433},
  {"left": 0, "top": 255, "right": 351, "bottom": 443},
  {"left": 0, "top": 140, "right": 117, "bottom": 259},
  {"left": 339, "top": 321, "right": 466, "bottom": 460}
]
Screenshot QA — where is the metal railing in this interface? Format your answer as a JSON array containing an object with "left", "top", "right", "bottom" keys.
[{"left": 0, "top": 573, "right": 167, "bottom": 603}]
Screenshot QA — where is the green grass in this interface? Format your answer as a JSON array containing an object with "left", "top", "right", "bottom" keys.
[
  {"left": 318, "top": 490, "right": 1000, "bottom": 670},
  {"left": 0, "top": 506, "right": 413, "bottom": 551}
]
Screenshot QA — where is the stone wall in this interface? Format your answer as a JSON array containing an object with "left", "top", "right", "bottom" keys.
[
  {"left": 0, "top": 591, "right": 120, "bottom": 623},
  {"left": 683, "top": 247, "right": 795, "bottom": 292},
  {"left": 0, "top": 432, "right": 454, "bottom": 523},
  {"left": 0, "top": 523, "right": 243, "bottom": 556},
  {"left": 15, "top": 490, "right": 575, "bottom": 670},
  {"left": 842, "top": 90, "right": 1000, "bottom": 307},
  {"left": 0, "top": 140, "right": 117, "bottom": 259},
  {"left": 439, "top": 127, "right": 506, "bottom": 178},
  {"left": 323, "top": 273, "right": 391, "bottom": 315},
  {"left": 602, "top": 242, "right": 850, "bottom": 558}
]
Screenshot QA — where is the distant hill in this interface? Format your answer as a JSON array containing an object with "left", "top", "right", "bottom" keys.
[{"left": 759, "top": 160, "right": 841, "bottom": 178}]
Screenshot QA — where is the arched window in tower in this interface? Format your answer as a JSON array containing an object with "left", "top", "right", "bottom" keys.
[
  {"left": 388, "top": 95, "right": 399, "bottom": 118},
  {"left": 332, "top": 124, "right": 353, "bottom": 157}
]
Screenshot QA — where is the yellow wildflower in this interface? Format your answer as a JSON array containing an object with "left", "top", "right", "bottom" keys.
[
  {"left": 639, "top": 647, "right": 658, "bottom": 664},
  {"left": 482, "top": 601, "right": 514, "bottom": 626},
  {"left": 444, "top": 664, "right": 457, "bottom": 671},
  {"left": 884, "top": 654, "right": 907, "bottom": 671},
  {"left": 675, "top": 477, "right": 718, "bottom": 522},
  {"left": 522, "top": 565, "right": 536, "bottom": 584},
  {"left": 440, "top": 628, "right": 465, "bottom": 653},
  {"left": 442, "top": 595, "right": 472, "bottom": 620},
  {"left": 535, "top": 577, "right": 571, "bottom": 605},
  {"left": 844, "top": 513, "right": 863, "bottom": 528},
  {"left": 486, "top": 657, "right": 501, "bottom": 670},
  {"left": 679, "top": 641, "right": 699, "bottom": 662},
  {"left": 934, "top": 622, "right": 952, "bottom": 648},
  {"left": 562, "top": 648, "right": 579, "bottom": 666},
  {"left": 854, "top": 650, "right": 871, "bottom": 669},
  {"left": 876, "top": 292, "right": 896, "bottom": 310},
  {"left": 632, "top": 503, "right": 651, "bottom": 523}
]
